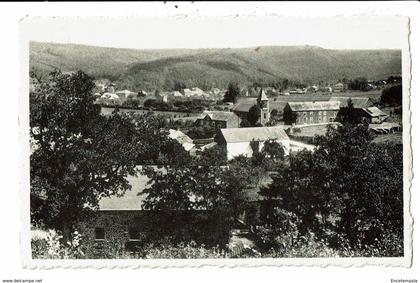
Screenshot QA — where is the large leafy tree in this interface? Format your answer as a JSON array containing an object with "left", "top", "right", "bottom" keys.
[
  {"left": 30, "top": 70, "right": 144, "bottom": 239},
  {"left": 223, "top": 81, "right": 240, "bottom": 103},
  {"left": 260, "top": 123, "right": 403, "bottom": 255},
  {"left": 141, "top": 163, "right": 254, "bottom": 245}
]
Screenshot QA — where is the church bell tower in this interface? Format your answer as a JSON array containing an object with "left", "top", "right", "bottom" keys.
[{"left": 257, "top": 88, "right": 270, "bottom": 126}]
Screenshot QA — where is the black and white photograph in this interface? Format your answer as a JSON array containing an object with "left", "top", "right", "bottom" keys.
[
  {"left": 0, "top": 3, "right": 414, "bottom": 276},
  {"left": 22, "top": 13, "right": 411, "bottom": 265}
]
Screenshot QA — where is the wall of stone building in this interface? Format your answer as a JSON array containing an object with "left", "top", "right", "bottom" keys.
[{"left": 77, "top": 210, "right": 230, "bottom": 258}]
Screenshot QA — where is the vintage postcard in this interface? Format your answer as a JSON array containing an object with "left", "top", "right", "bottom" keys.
[{"left": 19, "top": 14, "right": 412, "bottom": 268}]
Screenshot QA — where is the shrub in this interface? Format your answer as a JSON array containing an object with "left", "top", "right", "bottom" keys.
[{"left": 31, "top": 229, "right": 85, "bottom": 259}]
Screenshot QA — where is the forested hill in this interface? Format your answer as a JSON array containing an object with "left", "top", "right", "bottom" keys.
[{"left": 30, "top": 41, "right": 402, "bottom": 91}]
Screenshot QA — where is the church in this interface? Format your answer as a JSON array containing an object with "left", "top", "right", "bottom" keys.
[{"left": 231, "top": 88, "right": 271, "bottom": 126}]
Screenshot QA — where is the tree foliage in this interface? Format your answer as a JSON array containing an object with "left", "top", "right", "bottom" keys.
[
  {"left": 260, "top": 123, "right": 403, "bottom": 255},
  {"left": 223, "top": 81, "right": 240, "bottom": 103},
  {"left": 30, "top": 70, "right": 193, "bottom": 239},
  {"left": 247, "top": 104, "right": 261, "bottom": 126},
  {"left": 380, "top": 84, "right": 402, "bottom": 106},
  {"left": 30, "top": 70, "right": 142, "bottom": 238}
]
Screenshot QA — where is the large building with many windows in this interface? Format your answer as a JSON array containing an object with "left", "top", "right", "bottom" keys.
[{"left": 283, "top": 101, "right": 340, "bottom": 125}]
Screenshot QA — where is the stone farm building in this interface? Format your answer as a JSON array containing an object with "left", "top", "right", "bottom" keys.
[
  {"left": 78, "top": 169, "right": 228, "bottom": 255},
  {"left": 283, "top": 101, "right": 340, "bottom": 125},
  {"left": 215, "top": 126, "right": 290, "bottom": 160}
]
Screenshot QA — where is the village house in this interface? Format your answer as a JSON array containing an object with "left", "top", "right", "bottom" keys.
[
  {"left": 183, "top": 87, "right": 207, "bottom": 98},
  {"left": 195, "top": 111, "right": 240, "bottom": 129},
  {"left": 97, "top": 92, "right": 122, "bottom": 106},
  {"left": 115, "top": 89, "right": 137, "bottom": 102},
  {"left": 283, "top": 101, "right": 340, "bottom": 125},
  {"left": 105, "top": 83, "right": 116, "bottom": 94},
  {"left": 215, "top": 126, "right": 290, "bottom": 160},
  {"left": 333, "top": 82, "right": 345, "bottom": 92},
  {"left": 359, "top": 107, "right": 389, "bottom": 124},
  {"left": 329, "top": 97, "right": 387, "bottom": 124}
]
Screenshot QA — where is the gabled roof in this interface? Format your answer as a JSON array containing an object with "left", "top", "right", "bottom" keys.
[
  {"left": 232, "top": 102, "right": 255, "bottom": 113},
  {"left": 220, "top": 126, "right": 289, "bottom": 143},
  {"left": 329, "top": 97, "right": 373, "bottom": 108},
  {"left": 168, "top": 129, "right": 194, "bottom": 144},
  {"left": 362, "top": 107, "right": 388, "bottom": 117},
  {"left": 286, "top": 101, "right": 340, "bottom": 112},
  {"left": 257, "top": 88, "right": 268, "bottom": 101},
  {"left": 202, "top": 111, "right": 238, "bottom": 122}
]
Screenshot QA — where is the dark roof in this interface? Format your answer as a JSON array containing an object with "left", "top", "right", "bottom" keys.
[
  {"left": 220, "top": 126, "right": 289, "bottom": 143},
  {"left": 286, "top": 101, "right": 340, "bottom": 112},
  {"left": 329, "top": 97, "right": 373, "bottom": 108}
]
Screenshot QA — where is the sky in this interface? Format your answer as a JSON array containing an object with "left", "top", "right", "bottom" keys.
[{"left": 22, "top": 15, "right": 407, "bottom": 50}]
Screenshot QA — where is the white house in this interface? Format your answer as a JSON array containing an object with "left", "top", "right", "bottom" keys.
[
  {"left": 215, "top": 126, "right": 290, "bottom": 160},
  {"left": 168, "top": 129, "right": 195, "bottom": 152}
]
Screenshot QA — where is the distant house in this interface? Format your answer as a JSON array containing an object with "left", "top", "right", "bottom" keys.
[
  {"left": 319, "top": 86, "right": 333, "bottom": 93},
  {"left": 183, "top": 87, "right": 207, "bottom": 98},
  {"left": 168, "top": 129, "right": 195, "bottom": 152},
  {"left": 116, "top": 89, "right": 136, "bottom": 101},
  {"left": 172, "top": 91, "right": 184, "bottom": 97},
  {"left": 360, "top": 107, "right": 389, "bottom": 124},
  {"left": 98, "top": 92, "right": 122, "bottom": 106},
  {"left": 309, "top": 85, "right": 319, "bottom": 92},
  {"left": 215, "top": 126, "right": 290, "bottom": 160},
  {"left": 209, "top": 87, "right": 222, "bottom": 97},
  {"left": 333, "top": 82, "right": 345, "bottom": 93},
  {"left": 195, "top": 111, "right": 240, "bottom": 129},
  {"left": 283, "top": 101, "right": 340, "bottom": 125},
  {"left": 79, "top": 167, "right": 222, "bottom": 253},
  {"left": 105, "top": 83, "right": 116, "bottom": 94}
]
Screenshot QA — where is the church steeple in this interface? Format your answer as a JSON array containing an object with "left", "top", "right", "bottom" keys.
[{"left": 257, "top": 88, "right": 270, "bottom": 126}]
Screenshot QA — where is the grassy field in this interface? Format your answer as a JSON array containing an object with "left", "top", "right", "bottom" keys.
[{"left": 237, "top": 89, "right": 383, "bottom": 104}]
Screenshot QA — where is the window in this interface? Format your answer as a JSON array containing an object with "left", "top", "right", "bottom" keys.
[
  {"left": 95, "top": 227, "right": 105, "bottom": 240},
  {"left": 329, "top": 117, "right": 335, "bottom": 122},
  {"left": 128, "top": 228, "right": 140, "bottom": 241},
  {"left": 264, "top": 113, "right": 267, "bottom": 119}
]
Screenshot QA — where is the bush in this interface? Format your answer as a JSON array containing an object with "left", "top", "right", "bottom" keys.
[{"left": 31, "top": 229, "right": 85, "bottom": 259}]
